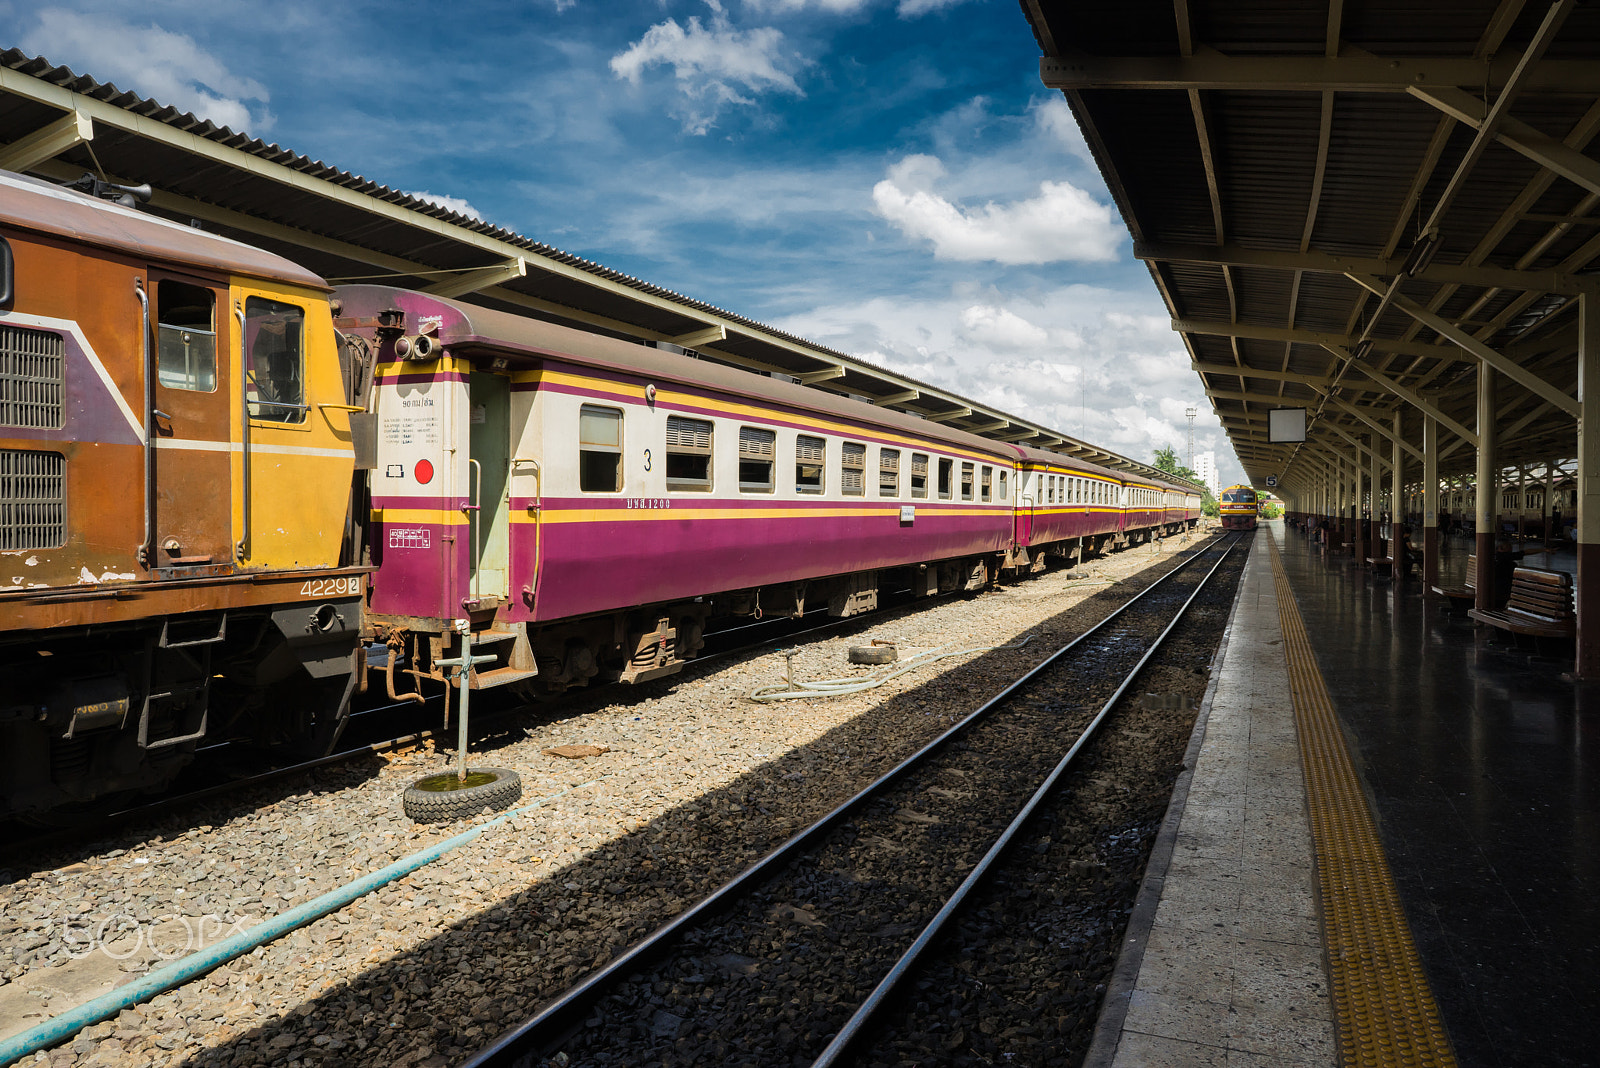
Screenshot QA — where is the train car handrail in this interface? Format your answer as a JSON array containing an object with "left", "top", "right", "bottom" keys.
[
  {"left": 136, "top": 278, "right": 154, "bottom": 569},
  {"left": 234, "top": 301, "right": 251, "bottom": 562}
]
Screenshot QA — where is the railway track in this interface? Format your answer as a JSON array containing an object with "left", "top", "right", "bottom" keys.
[{"left": 462, "top": 531, "right": 1245, "bottom": 1067}]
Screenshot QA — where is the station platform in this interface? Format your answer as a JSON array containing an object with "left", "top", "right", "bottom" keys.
[{"left": 1089, "top": 522, "right": 1600, "bottom": 1067}]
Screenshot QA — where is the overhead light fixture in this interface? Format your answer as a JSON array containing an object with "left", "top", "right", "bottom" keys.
[
  {"left": 1402, "top": 228, "right": 1441, "bottom": 278},
  {"left": 1351, "top": 340, "right": 1373, "bottom": 362}
]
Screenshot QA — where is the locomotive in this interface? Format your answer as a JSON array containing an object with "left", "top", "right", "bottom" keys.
[
  {"left": 0, "top": 170, "right": 1200, "bottom": 820},
  {"left": 1219, "top": 485, "right": 1260, "bottom": 531}
]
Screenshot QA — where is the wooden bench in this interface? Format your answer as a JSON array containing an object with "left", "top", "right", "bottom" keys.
[
  {"left": 1469, "top": 566, "right": 1575, "bottom": 639},
  {"left": 1431, "top": 554, "right": 1476, "bottom": 609},
  {"left": 1367, "top": 556, "right": 1394, "bottom": 577}
]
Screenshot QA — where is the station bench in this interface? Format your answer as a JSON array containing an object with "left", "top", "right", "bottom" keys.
[
  {"left": 1431, "top": 554, "right": 1476, "bottom": 610},
  {"left": 1469, "top": 566, "right": 1575, "bottom": 640}
]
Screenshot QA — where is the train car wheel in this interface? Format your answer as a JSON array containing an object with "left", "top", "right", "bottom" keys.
[{"left": 402, "top": 767, "right": 523, "bottom": 823}]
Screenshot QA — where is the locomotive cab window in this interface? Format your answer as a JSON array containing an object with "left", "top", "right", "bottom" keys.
[
  {"left": 666, "top": 415, "right": 713, "bottom": 491},
  {"left": 842, "top": 442, "right": 866, "bottom": 496},
  {"left": 796, "top": 435, "right": 825, "bottom": 493},
  {"left": 960, "top": 463, "right": 974, "bottom": 501},
  {"left": 739, "top": 426, "right": 776, "bottom": 492},
  {"left": 911, "top": 453, "right": 929, "bottom": 499},
  {"left": 879, "top": 448, "right": 900, "bottom": 496},
  {"left": 156, "top": 281, "right": 217, "bottom": 393},
  {"left": 578, "top": 405, "right": 623, "bottom": 492},
  {"left": 245, "top": 297, "right": 306, "bottom": 423},
  {"left": 937, "top": 458, "right": 953, "bottom": 500}
]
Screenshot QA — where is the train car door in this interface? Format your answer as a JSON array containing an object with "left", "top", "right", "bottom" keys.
[
  {"left": 469, "top": 372, "right": 511, "bottom": 602},
  {"left": 1015, "top": 468, "right": 1034, "bottom": 544},
  {"left": 148, "top": 274, "right": 232, "bottom": 571}
]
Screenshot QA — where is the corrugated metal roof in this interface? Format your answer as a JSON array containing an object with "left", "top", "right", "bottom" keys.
[{"left": 1025, "top": 0, "right": 1600, "bottom": 492}]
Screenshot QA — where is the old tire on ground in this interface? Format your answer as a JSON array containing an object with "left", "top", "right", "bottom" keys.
[
  {"left": 848, "top": 645, "right": 897, "bottom": 665},
  {"left": 403, "top": 767, "right": 523, "bottom": 823}
]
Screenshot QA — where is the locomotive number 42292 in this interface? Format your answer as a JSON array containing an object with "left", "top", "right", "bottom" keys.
[{"left": 298, "top": 576, "right": 363, "bottom": 598}]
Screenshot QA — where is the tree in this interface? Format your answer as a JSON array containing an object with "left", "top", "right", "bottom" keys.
[{"left": 1153, "top": 444, "right": 1217, "bottom": 513}]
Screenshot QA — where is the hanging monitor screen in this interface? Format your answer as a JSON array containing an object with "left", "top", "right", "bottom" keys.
[{"left": 1268, "top": 407, "right": 1307, "bottom": 443}]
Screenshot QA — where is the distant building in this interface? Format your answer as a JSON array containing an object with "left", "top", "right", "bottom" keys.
[{"left": 1193, "top": 451, "right": 1221, "bottom": 497}]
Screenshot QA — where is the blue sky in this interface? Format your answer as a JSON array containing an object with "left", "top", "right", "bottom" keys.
[{"left": 6, "top": 0, "right": 1243, "bottom": 487}]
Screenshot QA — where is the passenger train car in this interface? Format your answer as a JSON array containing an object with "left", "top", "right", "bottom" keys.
[
  {"left": 0, "top": 170, "right": 1201, "bottom": 819},
  {"left": 1219, "top": 484, "right": 1260, "bottom": 530}
]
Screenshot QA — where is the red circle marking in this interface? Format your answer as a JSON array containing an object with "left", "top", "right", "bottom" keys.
[{"left": 414, "top": 459, "right": 434, "bottom": 485}]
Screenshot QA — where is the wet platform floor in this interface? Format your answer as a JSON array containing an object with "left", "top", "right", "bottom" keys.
[
  {"left": 1282, "top": 524, "right": 1600, "bottom": 1066},
  {"left": 1093, "top": 523, "right": 1600, "bottom": 1067}
]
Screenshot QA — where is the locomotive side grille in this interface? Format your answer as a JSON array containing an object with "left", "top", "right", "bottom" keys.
[
  {"left": 0, "top": 325, "right": 65, "bottom": 429},
  {"left": 0, "top": 449, "right": 66, "bottom": 550}
]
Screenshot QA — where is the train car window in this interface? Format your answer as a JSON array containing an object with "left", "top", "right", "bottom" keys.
[
  {"left": 157, "top": 281, "right": 217, "bottom": 393},
  {"left": 0, "top": 235, "right": 12, "bottom": 309},
  {"left": 842, "top": 442, "right": 866, "bottom": 496},
  {"left": 245, "top": 297, "right": 305, "bottom": 422},
  {"left": 0, "top": 324, "right": 65, "bottom": 429},
  {"left": 796, "top": 435, "right": 825, "bottom": 493},
  {"left": 878, "top": 448, "right": 900, "bottom": 496},
  {"left": 980, "top": 466, "right": 991, "bottom": 502},
  {"left": 738, "top": 426, "right": 776, "bottom": 492},
  {"left": 960, "top": 463, "right": 974, "bottom": 501},
  {"left": 998, "top": 470, "right": 1008, "bottom": 500},
  {"left": 911, "top": 453, "right": 929, "bottom": 498},
  {"left": 937, "top": 458, "right": 953, "bottom": 500},
  {"left": 665, "top": 415, "right": 713, "bottom": 491},
  {"left": 578, "top": 405, "right": 623, "bottom": 492}
]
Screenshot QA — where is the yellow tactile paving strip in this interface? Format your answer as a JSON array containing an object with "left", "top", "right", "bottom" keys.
[{"left": 1268, "top": 537, "right": 1458, "bottom": 1068}]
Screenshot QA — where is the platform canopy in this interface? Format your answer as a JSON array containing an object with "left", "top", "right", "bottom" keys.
[
  {"left": 1021, "top": 0, "right": 1600, "bottom": 494},
  {"left": 0, "top": 48, "right": 1198, "bottom": 488}
]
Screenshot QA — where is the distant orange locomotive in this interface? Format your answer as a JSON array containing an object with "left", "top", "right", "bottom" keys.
[{"left": 1219, "top": 484, "right": 1260, "bottom": 530}]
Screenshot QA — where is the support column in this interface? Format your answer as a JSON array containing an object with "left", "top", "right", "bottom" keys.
[
  {"left": 1370, "top": 435, "right": 1384, "bottom": 560},
  {"left": 1392, "top": 410, "right": 1406, "bottom": 576},
  {"left": 1353, "top": 438, "right": 1367, "bottom": 565},
  {"left": 1576, "top": 294, "right": 1600, "bottom": 677},
  {"left": 1424, "top": 416, "right": 1439, "bottom": 592},
  {"left": 1476, "top": 365, "right": 1497, "bottom": 610}
]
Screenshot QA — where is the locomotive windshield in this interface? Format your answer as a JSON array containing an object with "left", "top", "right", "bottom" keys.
[{"left": 1222, "top": 490, "right": 1256, "bottom": 503}]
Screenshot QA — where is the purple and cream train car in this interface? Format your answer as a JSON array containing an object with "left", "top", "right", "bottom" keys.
[{"left": 337, "top": 285, "right": 1022, "bottom": 694}]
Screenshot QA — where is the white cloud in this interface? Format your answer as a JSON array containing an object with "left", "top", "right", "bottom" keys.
[
  {"left": 959, "top": 305, "right": 1050, "bottom": 350},
  {"left": 610, "top": 5, "right": 805, "bottom": 135},
  {"left": 772, "top": 285, "right": 1246, "bottom": 485},
  {"left": 1032, "top": 96, "right": 1093, "bottom": 163},
  {"left": 872, "top": 154, "right": 1121, "bottom": 264},
  {"left": 741, "top": 0, "right": 872, "bottom": 12},
  {"left": 896, "top": 0, "right": 977, "bottom": 15},
  {"left": 405, "top": 191, "right": 484, "bottom": 221},
  {"left": 22, "top": 12, "right": 271, "bottom": 133}
]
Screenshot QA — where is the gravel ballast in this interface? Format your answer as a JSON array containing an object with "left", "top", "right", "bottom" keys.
[{"left": 1, "top": 528, "right": 1221, "bottom": 1068}]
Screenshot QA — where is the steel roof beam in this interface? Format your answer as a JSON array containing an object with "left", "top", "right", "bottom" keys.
[
  {"left": 1040, "top": 46, "right": 1599, "bottom": 93},
  {"left": 1346, "top": 272, "right": 1581, "bottom": 416},
  {"left": 924, "top": 407, "right": 973, "bottom": 423},
  {"left": 423, "top": 257, "right": 528, "bottom": 299},
  {"left": 873, "top": 389, "right": 920, "bottom": 407},
  {"left": 1191, "top": 360, "right": 1335, "bottom": 388},
  {"left": 0, "top": 109, "right": 92, "bottom": 172},
  {"left": 671, "top": 325, "right": 728, "bottom": 349},
  {"left": 966, "top": 419, "right": 1011, "bottom": 434},
  {"left": 1411, "top": 83, "right": 1600, "bottom": 198},
  {"left": 1138, "top": 242, "right": 1595, "bottom": 295},
  {"left": 1176, "top": 318, "right": 1461, "bottom": 363}
]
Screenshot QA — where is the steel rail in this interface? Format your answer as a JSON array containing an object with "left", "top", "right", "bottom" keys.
[
  {"left": 461, "top": 532, "right": 1235, "bottom": 1068},
  {"left": 810, "top": 532, "right": 1244, "bottom": 1066}
]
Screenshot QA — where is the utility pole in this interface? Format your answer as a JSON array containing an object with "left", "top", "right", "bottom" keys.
[{"left": 1185, "top": 407, "right": 1197, "bottom": 471}]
